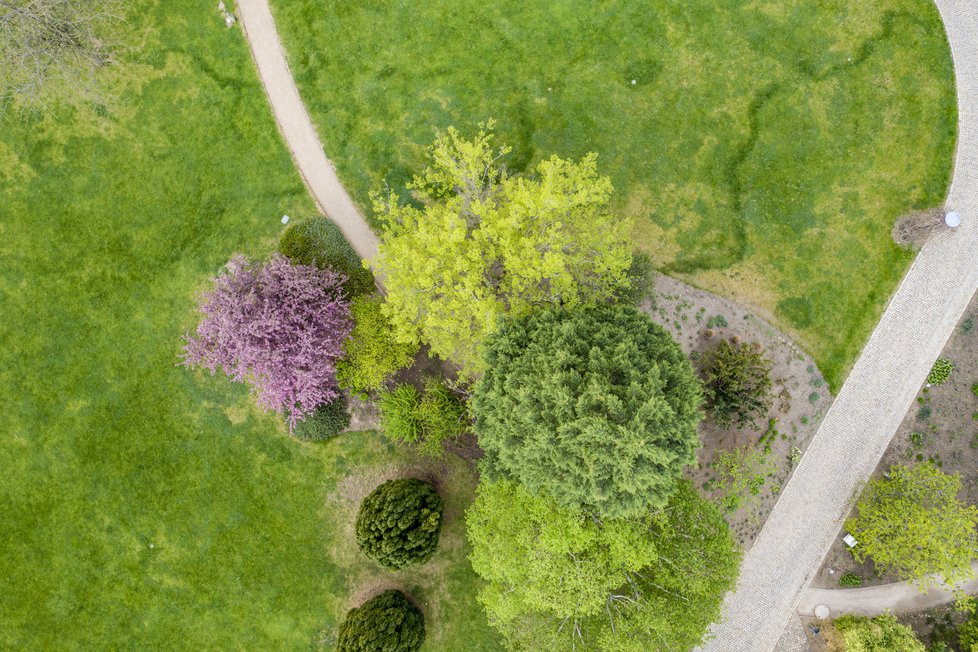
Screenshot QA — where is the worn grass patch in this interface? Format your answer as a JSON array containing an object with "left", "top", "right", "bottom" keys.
[
  {"left": 0, "top": 1, "right": 498, "bottom": 648},
  {"left": 271, "top": 0, "right": 956, "bottom": 389}
]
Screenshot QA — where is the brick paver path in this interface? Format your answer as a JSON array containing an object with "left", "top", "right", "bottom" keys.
[
  {"left": 236, "top": 0, "right": 379, "bottom": 263},
  {"left": 700, "top": 2, "right": 978, "bottom": 650}
]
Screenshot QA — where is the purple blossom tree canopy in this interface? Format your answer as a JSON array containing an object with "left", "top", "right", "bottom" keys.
[{"left": 183, "top": 254, "right": 353, "bottom": 428}]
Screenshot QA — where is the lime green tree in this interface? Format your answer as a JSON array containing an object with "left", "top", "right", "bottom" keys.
[
  {"left": 834, "top": 615, "right": 924, "bottom": 652},
  {"left": 466, "top": 479, "right": 739, "bottom": 651},
  {"left": 373, "top": 124, "right": 633, "bottom": 370},
  {"left": 473, "top": 305, "right": 702, "bottom": 518},
  {"left": 337, "top": 294, "right": 418, "bottom": 396},
  {"left": 846, "top": 464, "right": 978, "bottom": 590}
]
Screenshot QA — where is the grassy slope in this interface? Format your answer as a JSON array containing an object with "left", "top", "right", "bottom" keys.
[
  {"left": 0, "top": 1, "right": 498, "bottom": 649},
  {"left": 270, "top": 0, "right": 956, "bottom": 389}
]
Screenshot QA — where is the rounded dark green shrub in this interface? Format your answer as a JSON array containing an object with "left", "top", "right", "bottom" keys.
[
  {"left": 292, "top": 395, "right": 350, "bottom": 442},
  {"left": 336, "top": 589, "right": 425, "bottom": 652},
  {"left": 701, "top": 338, "right": 774, "bottom": 429},
  {"left": 278, "top": 217, "right": 375, "bottom": 297},
  {"left": 355, "top": 478, "right": 443, "bottom": 570}
]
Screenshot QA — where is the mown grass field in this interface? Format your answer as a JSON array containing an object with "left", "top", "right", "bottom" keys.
[
  {"left": 0, "top": 1, "right": 498, "bottom": 648},
  {"left": 270, "top": 0, "right": 957, "bottom": 389}
]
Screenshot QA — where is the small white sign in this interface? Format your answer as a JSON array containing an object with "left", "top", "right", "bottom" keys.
[{"left": 281, "top": 215, "right": 290, "bottom": 225}]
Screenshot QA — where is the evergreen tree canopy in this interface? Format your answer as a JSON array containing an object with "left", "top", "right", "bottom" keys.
[
  {"left": 372, "top": 124, "right": 633, "bottom": 371},
  {"left": 466, "top": 479, "right": 739, "bottom": 651},
  {"left": 336, "top": 590, "right": 425, "bottom": 652},
  {"left": 474, "top": 305, "right": 703, "bottom": 518},
  {"left": 701, "top": 338, "right": 773, "bottom": 428}
]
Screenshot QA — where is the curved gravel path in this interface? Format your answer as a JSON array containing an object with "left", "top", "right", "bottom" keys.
[
  {"left": 236, "top": 0, "right": 379, "bottom": 263},
  {"left": 701, "top": 2, "right": 978, "bottom": 650},
  {"left": 797, "top": 561, "right": 978, "bottom": 619}
]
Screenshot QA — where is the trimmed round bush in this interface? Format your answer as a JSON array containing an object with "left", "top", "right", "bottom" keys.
[
  {"left": 278, "top": 217, "right": 375, "bottom": 297},
  {"left": 292, "top": 394, "right": 350, "bottom": 442},
  {"left": 336, "top": 589, "right": 425, "bottom": 652},
  {"left": 355, "top": 478, "right": 443, "bottom": 570}
]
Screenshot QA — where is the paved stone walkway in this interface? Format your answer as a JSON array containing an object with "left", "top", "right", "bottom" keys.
[
  {"left": 236, "top": 0, "right": 379, "bottom": 264},
  {"left": 775, "top": 616, "right": 812, "bottom": 652},
  {"left": 797, "top": 560, "right": 978, "bottom": 620},
  {"left": 700, "top": 1, "right": 978, "bottom": 649}
]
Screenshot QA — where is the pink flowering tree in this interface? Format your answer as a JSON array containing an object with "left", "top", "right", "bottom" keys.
[{"left": 183, "top": 254, "right": 353, "bottom": 428}]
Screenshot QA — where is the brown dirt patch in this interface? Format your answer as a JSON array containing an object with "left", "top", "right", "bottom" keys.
[{"left": 649, "top": 274, "right": 833, "bottom": 551}]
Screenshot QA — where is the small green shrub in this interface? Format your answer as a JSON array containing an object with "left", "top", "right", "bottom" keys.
[
  {"left": 710, "top": 445, "right": 777, "bottom": 512},
  {"left": 291, "top": 395, "right": 349, "bottom": 441},
  {"left": 838, "top": 572, "right": 863, "bottom": 587},
  {"left": 706, "top": 314, "right": 728, "bottom": 329},
  {"left": 910, "top": 431, "right": 924, "bottom": 447},
  {"left": 835, "top": 614, "right": 925, "bottom": 651},
  {"left": 336, "top": 589, "right": 425, "bottom": 652},
  {"left": 960, "top": 609, "right": 978, "bottom": 651},
  {"left": 618, "top": 250, "right": 656, "bottom": 305},
  {"left": 378, "top": 384, "right": 423, "bottom": 443},
  {"left": 278, "top": 217, "right": 375, "bottom": 297},
  {"left": 928, "top": 358, "right": 953, "bottom": 386},
  {"left": 918, "top": 405, "right": 933, "bottom": 421},
  {"left": 789, "top": 446, "right": 802, "bottom": 467},
  {"left": 379, "top": 379, "right": 468, "bottom": 457},
  {"left": 971, "top": 383, "right": 978, "bottom": 398},
  {"left": 701, "top": 338, "right": 773, "bottom": 428},
  {"left": 416, "top": 378, "right": 468, "bottom": 457},
  {"left": 337, "top": 294, "right": 419, "bottom": 396},
  {"left": 355, "top": 479, "right": 443, "bottom": 570},
  {"left": 961, "top": 316, "right": 976, "bottom": 334}
]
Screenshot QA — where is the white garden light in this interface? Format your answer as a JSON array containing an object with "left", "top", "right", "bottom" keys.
[{"left": 945, "top": 211, "right": 961, "bottom": 228}]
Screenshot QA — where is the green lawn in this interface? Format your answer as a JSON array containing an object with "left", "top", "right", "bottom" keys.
[
  {"left": 270, "top": 0, "right": 957, "bottom": 389},
  {"left": 0, "top": 1, "right": 498, "bottom": 648}
]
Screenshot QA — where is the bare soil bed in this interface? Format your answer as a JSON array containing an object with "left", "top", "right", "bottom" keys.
[
  {"left": 647, "top": 275, "right": 833, "bottom": 550},
  {"left": 814, "top": 289, "right": 978, "bottom": 589}
]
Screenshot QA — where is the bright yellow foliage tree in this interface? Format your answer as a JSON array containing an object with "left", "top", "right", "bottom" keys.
[{"left": 372, "top": 124, "right": 633, "bottom": 371}]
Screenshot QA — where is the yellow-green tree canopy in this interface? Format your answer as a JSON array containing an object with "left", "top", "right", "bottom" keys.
[
  {"left": 834, "top": 615, "right": 924, "bottom": 652},
  {"left": 846, "top": 463, "right": 978, "bottom": 590},
  {"left": 465, "top": 479, "right": 739, "bottom": 651},
  {"left": 473, "top": 305, "right": 703, "bottom": 518},
  {"left": 372, "top": 124, "right": 633, "bottom": 371}
]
